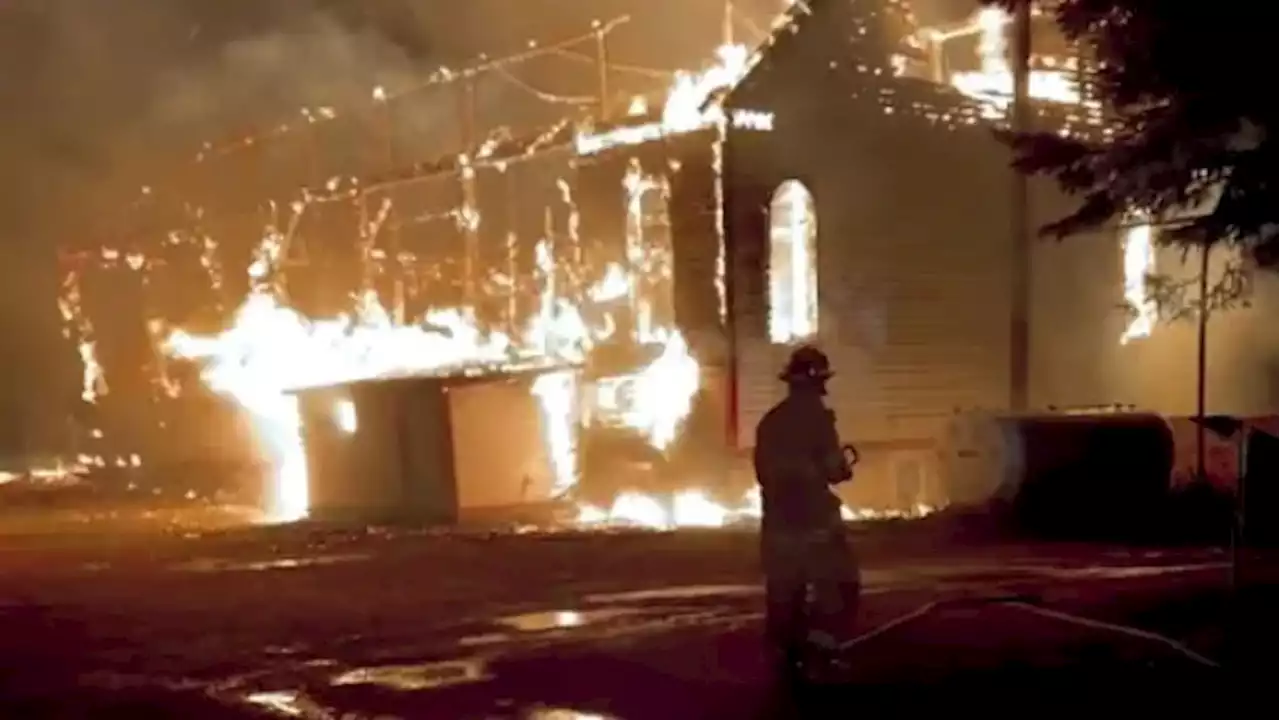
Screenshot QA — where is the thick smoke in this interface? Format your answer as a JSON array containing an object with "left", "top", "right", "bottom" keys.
[{"left": 149, "top": 12, "right": 425, "bottom": 145}]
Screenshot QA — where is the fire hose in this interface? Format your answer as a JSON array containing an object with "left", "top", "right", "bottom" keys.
[
  {"left": 817, "top": 442, "right": 1215, "bottom": 673},
  {"left": 827, "top": 594, "right": 1220, "bottom": 670}
]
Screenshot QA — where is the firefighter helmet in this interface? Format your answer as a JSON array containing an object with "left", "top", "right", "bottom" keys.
[{"left": 778, "top": 344, "right": 833, "bottom": 383}]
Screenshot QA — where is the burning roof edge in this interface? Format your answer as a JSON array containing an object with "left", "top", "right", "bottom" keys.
[
  {"left": 287, "top": 360, "right": 580, "bottom": 397},
  {"left": 717, "top": 0, "right": 816, "bottom": 111},
  {"left": 349, "top": 0, "right": 1105, "bottom": 197},
  {"left": 357, "top": 101, "right": 694, "bottom": 194},
  {"left": 353, "top": 5, "right": 818, "bottom": 194},
  {"left": 717, "top": 0, "right": 988, "bottom": 112},
  {"left": 339, "top": 4, "right": 824, "bottom": 195},
  {"left": 717, "top": 0, "right": 1109, "bottom": 142},
  {"left": 360, "top": 119, "right": 580, "bottom": 192}
]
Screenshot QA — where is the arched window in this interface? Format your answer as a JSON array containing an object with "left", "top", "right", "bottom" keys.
[
  {"left": 768, "top": 180, "right": 819, "bottom": 343},
  {"left": 1120, "top": 219, "right": 1157, "bottom": 344}
]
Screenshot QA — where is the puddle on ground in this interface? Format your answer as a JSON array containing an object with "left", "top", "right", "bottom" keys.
[
  {"left": 458, "top": 608, "right": 648, "bottom": 647},
  {"left": 172, "top": 553, "right": 370, "bottom": 573},
  {"left": 583, "top": 585, "right": 760, "bottom": 604},
  {"left": 1034, "top": 562, "right": 1227, "bottom": 581},
  {"left": 242, "top": 690, "right": 315, "bottom": 718},
  {"left": 331, "top": 658, "right": 490, "bottom": 692},
  {"left": 527, "top": 709, "right": 619, "bottom": 720},
  {"left": 497, "top": 608, "right": 640, "bottom": 633}
]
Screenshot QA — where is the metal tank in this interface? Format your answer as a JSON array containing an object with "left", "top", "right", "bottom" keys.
[{"left": 941, "top": 410, "right": 1175, "bottom": 539}]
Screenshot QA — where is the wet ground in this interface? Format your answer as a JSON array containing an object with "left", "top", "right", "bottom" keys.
[{"left": 0, "top": 515, "right": 1272, "bottom": 718}]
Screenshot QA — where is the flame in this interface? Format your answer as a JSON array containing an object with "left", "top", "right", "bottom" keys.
[
  {"left": 945, "top": 8, "right": 1084, "bottom": 112},
  {"left": 662, "top": 44, "right": 751, "bottom": 132},
  {"left": 145, "top": 40, "right": 941, "bottom": 531},
  {"left": 594, "top": 333, "right": 700, "bottom": 452},
  {"left": 576, "top": 487, "right": 937, "bottom": 531},
  {"left": 162, "top": 219, "right": 925, "bottom": 530},
  {"left": 575, "top": 43, "right": 768, "bottom": 155},
  {"left": 1121, "top": 221, "right": 1157, "bottom": 343},
  {"left": 164, "top": 211, "right": 702, "bottom": 524},
  {"left": 157, "top": 45, "right": 771, "bottom": 525},
  {"left": 166, "top": 217, "right": 598, "bottom": 521},
  {"left": 531, "top": 370, "right": 580, "bottom": 497}
]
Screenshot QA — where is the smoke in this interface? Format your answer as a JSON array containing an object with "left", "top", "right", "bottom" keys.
[
  {"left": 0, "top": 2, "right": 429, "bottom": 216},
  {"left": 0, "top": 0, "right": 441, "bottom": 454},
  {"left": 150, "top": 12, "right": 425, "bottom": 139},
  {"left": 0, "top": 0, "right": 773, "bottom": 454}
]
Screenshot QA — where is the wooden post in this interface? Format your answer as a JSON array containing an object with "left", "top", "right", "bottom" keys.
[
  {"left": 377, "top": 91, "right": 407, "bottom": 324},
  {"left": 1008, "top": 1, "right": 1033, "bottom": 412},
  {"left": 504, "top": 166, "right": 518, "bottom": 335},
  {"left": 457, "top": 74, "right": 479, "bottom": 307}
]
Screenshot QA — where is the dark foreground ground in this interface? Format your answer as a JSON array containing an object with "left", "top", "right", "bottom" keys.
[{"left": 0, "top": 509, "right": 1273, "bottom": 719}]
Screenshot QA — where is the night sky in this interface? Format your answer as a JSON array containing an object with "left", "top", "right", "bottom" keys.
[{"left": 0, "top": 0, "right": 967, "bottom": 457}]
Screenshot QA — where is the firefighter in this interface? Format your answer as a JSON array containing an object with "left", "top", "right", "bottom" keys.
[{"left": 753, "top": 344, "right": 860, "bottom": 677}]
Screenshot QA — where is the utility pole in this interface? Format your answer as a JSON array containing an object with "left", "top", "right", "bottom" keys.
[
  {"left": 1008, "top": 1, "right": 1033, "bottom": 412},
  {"left": 722, "top": 0, "right": 735, "bottom": 46},
  {"left": 1195, "top": 242, "right": 1211, "bottom": 484},
  {"left": 593, "top": 22, "right": 611, "bottom": 120}
]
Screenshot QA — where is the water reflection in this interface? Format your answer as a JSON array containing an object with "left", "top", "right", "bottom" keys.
[
  {"left": 173, "top": 553, "right": 370, "bottom": 573},
  {"left": 241, "top": 689, "right": 334, "bottom": 719},
  {"left": 528, "top": 709, "right": 618, "bottom": 720},
  {"left": 497, "top": 608, "right": 638, "bottom": 633},
  {"left": 330, "top": 658, "right": 490, "bottom": 691},
  {"left": 581, "top": 585, "right": 760, "bottom": 604}
]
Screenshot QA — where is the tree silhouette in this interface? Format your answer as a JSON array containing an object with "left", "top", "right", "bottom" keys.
[{"left": 987, "top": 0, "right": 1276, "bottom": 292}]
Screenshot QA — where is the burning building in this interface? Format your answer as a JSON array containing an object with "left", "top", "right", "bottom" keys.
[
  {"left": 57, "top": 0, "right": 1277, "bottom": 526},
  {"left": 710, "top": 0, "right": 1275, "bottom": 512},
  {"left": 274, "top": 1, "right": 1093, "bottom": 519},
  {"left": 717, "top": 0, "right": 1115, "bottom": 511}
]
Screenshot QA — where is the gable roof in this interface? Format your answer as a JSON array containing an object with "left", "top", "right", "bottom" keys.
[
  {"left": 735, "top": 0, "right": 819, "bottom": 89},
  {"left": 725, "top": 0, "right": 1108, "bottom": 143},
  {"left": 723, "top": 0, "right": 934, "bottom": 108}
]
